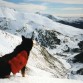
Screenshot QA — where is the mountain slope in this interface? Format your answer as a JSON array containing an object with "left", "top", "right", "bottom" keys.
[{"left": 38, "top": 13, "right": 83, "bottom": 29}]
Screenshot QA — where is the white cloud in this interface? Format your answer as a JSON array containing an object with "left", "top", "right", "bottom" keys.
[
  {"left": 0, "top": 0, "right": 83, "bottom": 17},
  {"left": 38, "top": 0, "right": 83, "bottom": 4},
  {"left": 62, "top": 8, "right": 83, "bottom": 11},
  {"left": 4, "top": 0, "right": 83, "bottom": 4},
  {"left": 0, "top": 0, "right": 47, "bottom": 12}
]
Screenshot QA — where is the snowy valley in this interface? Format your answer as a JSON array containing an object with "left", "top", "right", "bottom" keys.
[{"left": 0, "top": 6, "right": 83, "bottom": 83}]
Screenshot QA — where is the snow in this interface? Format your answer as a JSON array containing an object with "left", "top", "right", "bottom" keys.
[
  {"left": 0, "top": 75, "right": 83, "bottom": 83},
  {"left": 0, "top": 30, "right": 21, "bottom": 55},
  {"left": 0, "top": 6, "right": 83, "bottom": 37},
  {"left": 27, "top": 65, "right": 52, "bottom": 77}
]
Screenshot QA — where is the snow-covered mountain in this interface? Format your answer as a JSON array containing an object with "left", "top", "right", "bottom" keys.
[
  {"left": 0, "top": 6, "right": 83, "bottom": 82},
  {"left": 38, "top": 12, "right": 83, "bottom": 29}
]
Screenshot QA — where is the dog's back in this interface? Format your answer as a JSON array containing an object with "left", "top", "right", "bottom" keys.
[{"left": 0, "top": 36, "right": 33, "bottom": 62}]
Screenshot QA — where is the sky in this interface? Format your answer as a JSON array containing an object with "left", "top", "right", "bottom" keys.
[{"left": 0, "top": 0, "right": 83, "bottom": 17}]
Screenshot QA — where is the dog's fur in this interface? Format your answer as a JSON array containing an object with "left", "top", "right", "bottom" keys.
[{"left": 0, "top": 36, "right": 33, "bottom": 78}]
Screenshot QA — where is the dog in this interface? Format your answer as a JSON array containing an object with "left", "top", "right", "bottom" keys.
[{"left": 0, "top": 36, "right": 33, "bottom": 78}]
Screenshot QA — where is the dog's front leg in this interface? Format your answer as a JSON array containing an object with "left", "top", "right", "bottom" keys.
[{"left": 21, "top": 66, "right": 26, "bottom": 77}]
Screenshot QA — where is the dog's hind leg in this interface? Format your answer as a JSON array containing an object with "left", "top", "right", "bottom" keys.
[
  {"left": 0, "top": 62, "right": 11, "bottom": 78},
  {"left": 21, "top": 66, "right": 26, "bottom": 77}
]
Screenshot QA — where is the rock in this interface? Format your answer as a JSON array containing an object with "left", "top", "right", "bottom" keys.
[
  {"left": 73, "top": 52, "right": 83, "bottom": 63},
  {"left": 77, "top": 68, "right": 83, "bottom": 75}
]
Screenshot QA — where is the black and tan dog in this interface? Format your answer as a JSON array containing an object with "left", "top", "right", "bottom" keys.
[{"left": 0, "top": 36, "right": 33, "bottom": 78}]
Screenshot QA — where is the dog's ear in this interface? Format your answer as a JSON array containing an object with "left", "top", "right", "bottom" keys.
[
  {"left": 22, "top": 35, "right": 26, "bottom": 40},
  {"left": 31, "top": 32, "right": 34, "bottom": 40}
]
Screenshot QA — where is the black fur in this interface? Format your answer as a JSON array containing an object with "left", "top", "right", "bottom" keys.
[{"left": 0, "top": 36, "right": 33, "bottom": 78}]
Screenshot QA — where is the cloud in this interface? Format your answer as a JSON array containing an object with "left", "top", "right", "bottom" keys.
[
  {"left": 3, "top": 0, "right": 83, "bottom": 4},
  {"left": 62, "top": 8, "right": 83, "bottom": 11},
  {"left": 0, "top": 0, "right": 47, "bottom": 12},
  {"left": 0, "top": 0, "right": 83, "bottom": 17},
  {"left": 38, "top": 0, "right": 83, "bottom": 4}
]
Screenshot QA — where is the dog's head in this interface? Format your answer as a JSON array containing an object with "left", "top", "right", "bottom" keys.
[{"left": 21, "top": 36, "right": 33, "bottom": 52}]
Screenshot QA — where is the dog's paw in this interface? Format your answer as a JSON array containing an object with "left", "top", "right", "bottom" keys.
[{"left": 5, "top": 75, "right": 10, "bottom": 78}]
